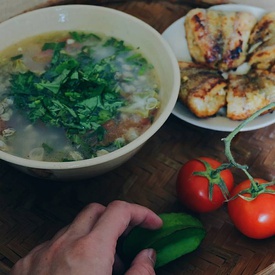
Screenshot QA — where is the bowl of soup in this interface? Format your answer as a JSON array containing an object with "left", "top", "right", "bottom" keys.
[{"left": 0, "top": 5, "right": 180, "bottom": 180}]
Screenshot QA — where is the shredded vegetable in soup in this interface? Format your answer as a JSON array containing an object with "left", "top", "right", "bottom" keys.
[{"left": 0, "top": 31, "right": 160, "bottom": 161}]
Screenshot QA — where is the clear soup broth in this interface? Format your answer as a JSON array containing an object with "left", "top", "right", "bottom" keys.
[{"left": 0, "top": 31, "right": 160, "bottom": 162}]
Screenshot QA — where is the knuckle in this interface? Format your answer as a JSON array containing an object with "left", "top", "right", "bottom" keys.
[
  {"left": 84, "top": 202, "right": 105, "bottom": 212},
  {"left": 126, "top": 264, "right": 155, "bottom": 275},
  {"left": 108, "top": 200, "right": 129, "bottom": 210}
]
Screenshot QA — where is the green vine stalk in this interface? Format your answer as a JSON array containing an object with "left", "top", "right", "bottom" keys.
[{"left": 220, "top": 102, "right": 275, "bottom": 200}]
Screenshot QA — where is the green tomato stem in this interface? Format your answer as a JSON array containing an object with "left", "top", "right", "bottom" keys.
[
  {"left": 222, "top": 102, "right": 275, "bottom": 191},
  {"left": 196, "top": 103, "right": 275, "bottom": 201},
  {"left": 194, "top": 158, "right": 231, "bottom": 200}
]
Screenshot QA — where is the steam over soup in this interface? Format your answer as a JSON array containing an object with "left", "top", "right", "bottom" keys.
[{"left": 0, "top": 31, "right": 160, "bottom": 161}]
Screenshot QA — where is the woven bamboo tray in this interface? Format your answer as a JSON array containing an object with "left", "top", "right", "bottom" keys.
[{"left": 1, "top": 1, "right": 275, "bottom": 274}]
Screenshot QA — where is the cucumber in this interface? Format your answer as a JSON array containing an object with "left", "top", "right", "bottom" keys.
[{"left": 122, "top": 212, "right": 206, "bottom": 268}]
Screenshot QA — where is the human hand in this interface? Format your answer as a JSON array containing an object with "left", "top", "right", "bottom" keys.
[{"left": 10, "top": 200, "right": 163, "bottom": 275}]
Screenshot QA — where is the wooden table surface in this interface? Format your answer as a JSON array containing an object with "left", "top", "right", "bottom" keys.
[{"left": 1, "top": 1, "right": 275, "bottom": 274}]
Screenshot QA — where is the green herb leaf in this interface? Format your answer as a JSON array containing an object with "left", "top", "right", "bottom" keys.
[
  {"left": 69, "top": 31, "right": 101, "bottom": 43},
  {"left": 9, "top": 32, "right": 127, "bottom": 154}
]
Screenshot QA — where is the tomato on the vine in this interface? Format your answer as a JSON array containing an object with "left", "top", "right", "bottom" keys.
[
  {"left": 228, "top": 178, "right": 275, "bottom": 239},
  {"left": 176, "top": 157, "right": 234, "bottom": 213}
]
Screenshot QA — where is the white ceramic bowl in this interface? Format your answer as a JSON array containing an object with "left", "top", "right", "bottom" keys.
[{"left": 0, "top": 5, "right": 180, "bottom": 180}]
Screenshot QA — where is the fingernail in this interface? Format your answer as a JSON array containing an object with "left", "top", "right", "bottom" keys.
[{"left": 147, "top": 248, "right": 156, "bottom": 265}]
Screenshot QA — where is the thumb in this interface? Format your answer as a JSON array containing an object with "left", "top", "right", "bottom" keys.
[{"left": 125, "top": 249, "right": 156, "bottom": 275}]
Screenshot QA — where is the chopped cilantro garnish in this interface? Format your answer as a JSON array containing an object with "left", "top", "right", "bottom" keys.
[
  {"left": 42, "top": 42, "right": 66, "bottom": 51},
  {"left": 9, "top": 32, "right": 127, "bottom": 154},
  {"left": 7, "top": 31, "right": 157, "bottom": 159},
  {"left": 104, "top": 37, "right": 132, "bottom": 53},
  {"left": 69, "top": 31, "right": 101, "bottom": 42},
  {"left": 10, "top": 54, "right": 23, "bottom": 61},
  {"left": 42, "top": 143, "right": 53, "bottom": 154}
]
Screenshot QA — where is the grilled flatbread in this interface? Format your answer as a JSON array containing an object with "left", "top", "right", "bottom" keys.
[
  {"left": 226, "top": 69, "right": 275, "bottom": 120},
  {"left": 178, "top": 61, "right": 227, "bottom": 118},
  {"left": 248, "top": 12, "right": 275, "bottom": 70},
  {"left": 184, "top": 8, "right": 257, "bottom": 71}
]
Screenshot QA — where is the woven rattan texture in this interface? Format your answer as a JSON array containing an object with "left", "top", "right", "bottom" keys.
[{"left": 1, "top": 1, "right": 275, "bottom": 274}]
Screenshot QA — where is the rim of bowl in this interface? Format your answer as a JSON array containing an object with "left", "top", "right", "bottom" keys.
[{"left": 0, "top": 4, "right": 180, "bottom": 170}]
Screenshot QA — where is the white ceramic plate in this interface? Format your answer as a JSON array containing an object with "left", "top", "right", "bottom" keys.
[{"left": 162, "top": 4, "right": 275, "bottom": 132}]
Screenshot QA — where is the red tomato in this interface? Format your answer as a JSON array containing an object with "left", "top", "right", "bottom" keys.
[
  {"left": 176, "top": 157, "right": 234, "bottom": 213},
  {"left": 228, "top": 178, "right": 275, "bottom": 239}
]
